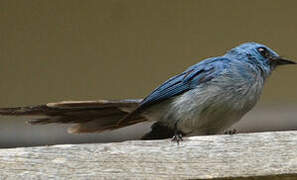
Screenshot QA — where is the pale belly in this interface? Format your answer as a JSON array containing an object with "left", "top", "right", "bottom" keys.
[{"left": 143, "top": 79, "right": 263, "bottom": 136}]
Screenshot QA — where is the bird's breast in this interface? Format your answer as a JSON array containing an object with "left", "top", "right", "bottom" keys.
[
  {"left": 142, "top": 63, "right": 266, "bottom": 135},
  {"left": 169, "top": 67, "right": 265, "bottom": 134}
]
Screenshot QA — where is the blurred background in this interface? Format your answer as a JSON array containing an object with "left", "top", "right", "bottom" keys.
[{"left": 0, "top": 0, "right": 296, "bottom": 148}]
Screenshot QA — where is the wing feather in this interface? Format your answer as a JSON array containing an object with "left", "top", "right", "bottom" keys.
[{"left": 118, "top": 57, "right": 231, "bottom": 125}]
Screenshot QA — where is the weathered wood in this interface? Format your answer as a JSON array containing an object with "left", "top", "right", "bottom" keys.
[{"left": 0, "top": 131, "right": 296, "bottom": 179}]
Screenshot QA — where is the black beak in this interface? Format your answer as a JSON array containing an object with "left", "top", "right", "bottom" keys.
[{"left": 272, "top": 57, "right": 296, "bottom": 66}]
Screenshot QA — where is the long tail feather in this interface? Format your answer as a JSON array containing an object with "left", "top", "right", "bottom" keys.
[{"left": 0, "top": 99, "right": 147, "bottom": 133}]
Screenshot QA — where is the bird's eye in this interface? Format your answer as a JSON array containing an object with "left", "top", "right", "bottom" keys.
[{"left": 257, "top": 47, "right": 270, "bottom": 58}]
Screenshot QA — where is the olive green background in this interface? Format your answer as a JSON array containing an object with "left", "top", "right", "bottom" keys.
[{"left": 0, "top": 0, "right": 296, "bottom": 147}]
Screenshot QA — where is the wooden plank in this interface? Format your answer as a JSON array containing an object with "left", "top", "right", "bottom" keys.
[{"left": 0, "top": 131, "right": 296, "bottom": 179}]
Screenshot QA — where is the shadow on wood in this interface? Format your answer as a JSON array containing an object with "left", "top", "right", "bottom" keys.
[{"left": 0, "top": 131, "right": 296, "bottom": 179}]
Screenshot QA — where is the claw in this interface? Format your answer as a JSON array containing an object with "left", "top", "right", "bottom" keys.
[
  {"left": 171, "top": 133, "right": 183, "bottom": 145},
  {"left": 224, "top": 129, "right": 237, "bottom": 135}
]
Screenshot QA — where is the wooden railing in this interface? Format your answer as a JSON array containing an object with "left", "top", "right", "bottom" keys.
[{"left": 0, "top": 131, "right": 296, "bottom": 179}]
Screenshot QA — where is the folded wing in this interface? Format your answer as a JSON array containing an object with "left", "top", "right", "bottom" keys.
[{"left": 117, "top": 57, "right": 231, "bottom": 125}]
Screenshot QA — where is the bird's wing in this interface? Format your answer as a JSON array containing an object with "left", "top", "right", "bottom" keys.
[
  {"left": 0, "top": 99, "right": 144, "bottom": 133},
  {"left": 117, "top": 57, "right": 231, "bottom": 125}
]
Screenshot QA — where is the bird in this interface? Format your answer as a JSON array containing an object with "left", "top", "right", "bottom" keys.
[{"left": 0, "top": 42, "right": 295, "bottom": 142}]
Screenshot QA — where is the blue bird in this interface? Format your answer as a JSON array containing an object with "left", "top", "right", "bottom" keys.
[{"left": 0, "top": 42, "right": 295, "bottom": 142}]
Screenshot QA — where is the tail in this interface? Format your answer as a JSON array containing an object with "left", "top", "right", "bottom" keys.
[{"left": 0, "top": 99, "right": 148, "bottom": 133}]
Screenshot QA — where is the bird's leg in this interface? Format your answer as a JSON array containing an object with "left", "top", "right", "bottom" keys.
[
  {"left": 171, "top": 122, "right": 183, "bottom": 144},
  {"left": 224, "top": 128, "right": 237, "bottom": 135}
]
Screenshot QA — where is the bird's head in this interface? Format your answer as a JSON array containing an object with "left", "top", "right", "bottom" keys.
[{"left": 225, "top": 42, "right": 295, "bottom": 76}]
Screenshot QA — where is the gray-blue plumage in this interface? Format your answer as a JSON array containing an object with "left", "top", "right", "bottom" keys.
[
  {"left": 141, "top": 43, "right": 275, "bottom": 110},
  {"left": 119, "top": 42, "right": 295, "bottom": 139},
  {"left": 139, "top": 57, "right": 230, "bottom": 109}
]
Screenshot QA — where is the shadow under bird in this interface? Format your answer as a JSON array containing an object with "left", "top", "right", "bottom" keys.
[{"left": 0, "top": 42, "right": 295, "bottom": 142}]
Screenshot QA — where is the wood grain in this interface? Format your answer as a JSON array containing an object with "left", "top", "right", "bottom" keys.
[{"left": 0, "top": 131, "right": 296, "bottom": 179}]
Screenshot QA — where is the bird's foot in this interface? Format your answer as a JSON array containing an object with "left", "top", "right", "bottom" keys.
[
  {"left": 224, "top": 129, "right": 237, "bottom": 135},
  {"left": 171, "top": 133, "right": 183, "bottom": 145}
]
